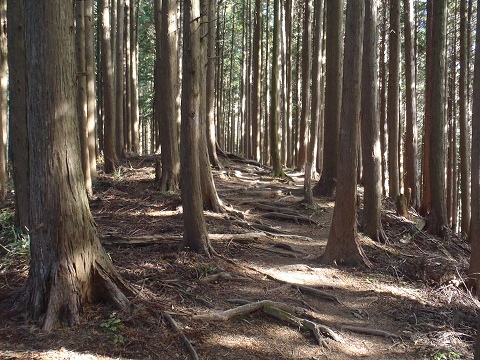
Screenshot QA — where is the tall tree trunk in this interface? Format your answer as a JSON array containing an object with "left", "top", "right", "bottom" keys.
[
  {"left": 361, "top": 0, "right": 386, "bottom": 243},
  {"left": 76, "top": 0, "right": 92, "bottom": 196},
  {"left": 115, "top": 0, "right": 125, "bottom": 158},
  {"left": 285, "top": 0, "right": 293, "bottom": 167},
  {"left": 24, "top": 0, "right": 134, "bottom": 331},
  {"left": 322, "top": 1, "right": 369, "bottom": 267},
  {"left": 85, "top": 0, "right": 97, "bottom": 179},
  {"left": 387, "top": 0, "right": 400, "bottom": 199},
  {"left": 251, "top": 0, "right": 262, "bottom": 162},
  {"left": 101, "top": 0, "right": 117, "bottom": 173},
  {"left": 296, "top": 0, "right": 312, "bottom": 172},
  {"left": 468, "top": 0, "right": 480, "bottom": 299},
  {"left": 206, "top": 0, "right": 219, "bottom": 168},
  {"left": 379, "top": 2, "right": 388, "bottom": 196},
  {"left": 403, "top": 0, "right": 419, "bottom": 208},
  {"left": 8, "top": 0, "right": 30, "bottom": 227},
  {"left": 420, "top": 0, "right": 433, "bottom": 216},
  {"left": 459, "top": 0, "right": 471, "bottom": 237},
  {"left": 0, "top": 0, "right": 6, "bottom": 201},
  {"left": 180, "top": 0, "right": 212, "bottom": 255},
  {"left": 155, "top": 0, "right": 180, "bottom": 192},
  {"left": 428, "top": 0, "right": 447, "bottom": 236},
  {"left": 304, "top": 0, "right": 323, "bottom": 205},
  {"left": 130, "top": 0, "right": 140, "bottom": 154},
  {"left": 313, "top": 0, "right": 343, "bottom": 197},
  {"left": 269, "top": 0, "right": 283, "bottom": 177}
]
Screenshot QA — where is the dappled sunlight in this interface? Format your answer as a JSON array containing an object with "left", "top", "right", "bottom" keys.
[{"left": 1, "top": 348, "right": 118, "bottom": 360}]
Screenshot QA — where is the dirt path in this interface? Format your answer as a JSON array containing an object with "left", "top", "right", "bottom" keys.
[{"left": 0, "top": 155, "right": 477, "bottom": 359}]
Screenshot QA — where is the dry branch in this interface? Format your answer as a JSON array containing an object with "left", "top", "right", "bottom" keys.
[
  {"left": 341, "top": 325, "right": 399, "bottom": 338},
  {"left": 200, "top": 272, "right": 249, "bottom": 283},
  {"left": 293, "top": 285, "right": 341, "bottom": 304},
  {"left": 163, "top": 312, "right": 200, "bottom": 360}
]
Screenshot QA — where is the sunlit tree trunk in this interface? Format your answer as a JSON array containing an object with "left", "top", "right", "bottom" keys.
[
  {"left": 361, "top": 0, "right": 386, "bottom": 243},
  {"left": 180, "top": 0, "right": 212, "bottom": 255},
  {"left": 76, "top": 0, "right": 92, "bottom": 197},
  {"left": 322, "top": 1, "right": 369, "bottom": 267},
  {"left": 387, "top": 0, "right": 400, "bottom": 199},
  {"left": 251, "top": 0, "right": 262, "bottom": 162},
  {"left": 270, "top": 0, "right": 283, "bottom": 176},
  {"left": 403, "top": 0, "right": 419, "bottom": 208},
  {"left": 296, "top": 0, "right": 311, "bottom": 171},
  {"left": 304, "top": 0, "right": 323, "bottom": 205},
  {"left": 130, "top": 0, "right": 140, "bottom": 154},
  {"left": 100, "top": 0, "right": 117, "bottom": 173},
  {"left": 24, "top": 0, "right": 134, "bottom": 330}
]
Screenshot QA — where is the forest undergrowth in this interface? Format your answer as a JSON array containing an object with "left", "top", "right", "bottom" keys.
[{"left": 0, "top": 155, "right": 478, "bottom": 359}]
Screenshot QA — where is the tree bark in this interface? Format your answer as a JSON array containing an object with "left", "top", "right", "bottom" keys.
[
  {"left": 155, "top": 0, "right": 180, "bottom": 192},
  {"left": 313, "top": 0, "right": 343, "bottom": 197},
  {"left": 76, "top": 0, "right": 92, "bottom": 196},
  {"left": 361, "top": 0, "right": 385, "bottom": 243},
  {"left": 403, "top": 0, "right": 419, "bottom": 208},
  {"left": 269, "top": 0, "right": 283, "bottom": 177},
  {"left": 387, "top": 0, "right": 400, "bottom": 199},
  {"left": 115, "top": 0, "right": 125, "bottom": 158},
  {"left": 100, "top": 0, "right": 118, "bottom": 173},
  {"left": 296, "top": 0, "right": 312, "bottom": 172},
  {"left": 321, "top": 1, "right": 369, "bottom": 267},
  {"left": 459, "top": 0, "right": 471, "bottom": 236},
  {"left": 180, "top": 0, "right": 212, "bottom": 255},
  {"left": 24, "top": 0, "right": 134, "bottom": 330},
  {"left": 428, "top": 0, "right": 447, "bottom": 236},
  {"left": 304, "top": 0, "right": 323, "bottom": 205},
  {"left": 0, "top": 0, "right": 7, "bottom": 201}
]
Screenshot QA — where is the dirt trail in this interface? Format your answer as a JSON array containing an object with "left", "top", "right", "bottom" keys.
[{"left": 0, "top": 155, "right": 477, "bottom": 359}]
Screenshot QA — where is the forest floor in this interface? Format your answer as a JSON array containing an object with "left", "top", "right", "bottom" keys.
[{"left": 0, "top": 154, "right": 478, "bottom": 359}]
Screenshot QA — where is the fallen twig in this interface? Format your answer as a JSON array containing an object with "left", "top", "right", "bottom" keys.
[
  {"left": 163, "top": 312, "right": 200, "bottom": 360},
  {"left": 200, "top": 272, "right": 249, "bottom": 283},
  {"left": 341, "top": 325, "right": 399, "bottom": 338}
]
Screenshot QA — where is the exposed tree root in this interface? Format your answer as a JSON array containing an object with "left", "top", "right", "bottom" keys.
[
  {"left": 192, "top": 300, "right": 343, "bottom": 346},
  {"left": 200, "top": 272, "right": 249, "bottom": 283},
  {"left": 163, "top": 312, "right": 200, "bottom": 360},
  {"left": 261, "top": 212, "right": 320, "bottom": 226},
  {"left": 293, "top": 285, "right": 341, "bottom": 304}
]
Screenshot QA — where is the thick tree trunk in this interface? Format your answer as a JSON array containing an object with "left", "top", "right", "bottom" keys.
[
  {"left": 322, "top": 1, "right": 369, "bottom": 267},
  {"left": 24, "top": 0, "right": 134, "bottom": 330},
  {"left": 129, "top": 0, "right": 140, "bottom": 154},
  {"left": 180, "top": 0, "right": 212, "bottom": 255},
  {"left": 313, "top": 0, "right": 343, "bottom": 197},
  {"left": 251, "top": 0, "right": 262, "bottom": 162}
]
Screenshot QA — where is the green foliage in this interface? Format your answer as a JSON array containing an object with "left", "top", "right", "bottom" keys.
[
  {"left": 100, "top": 313, "right": 125, "bottom": 345},
  {"left": 195, "top": 262, "right": 219, "bottom": 279},
  {"left": 431, "top": 350, "right": 461, "bottom": 360},
  {"left": 0, "top": 209, "right": 30, "bottom": 271}
]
